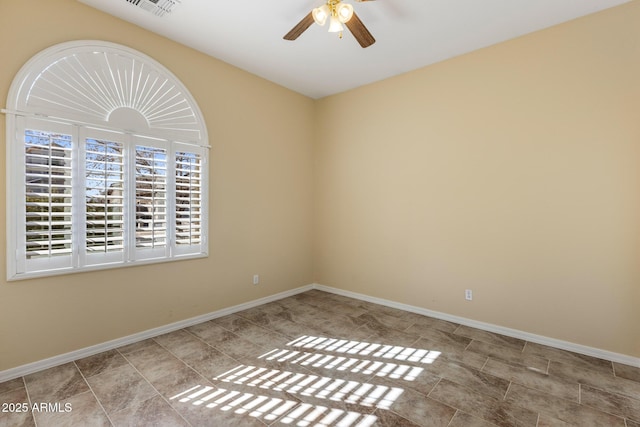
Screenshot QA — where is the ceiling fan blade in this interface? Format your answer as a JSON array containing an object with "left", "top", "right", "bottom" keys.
[
  {"left": 284, "top": 12, "right": 314, "bottom": 41},
  {"left": 345, "top": 12, "right": 376, "bottom": 48}
]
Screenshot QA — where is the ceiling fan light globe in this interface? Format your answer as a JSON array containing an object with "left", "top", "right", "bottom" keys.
[
  {"left": 336, "top": 3, "right": 354, "bottom": 23},
  {"left": 328, "top": 15, "right": 344, "bottom": 32},
  {"left": 312, "top": 5, "right": 330, "bottom": 26}
]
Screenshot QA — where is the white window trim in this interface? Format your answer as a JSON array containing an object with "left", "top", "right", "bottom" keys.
[{"left": 4, "top": 41, "right": 209, "bottom": 281}]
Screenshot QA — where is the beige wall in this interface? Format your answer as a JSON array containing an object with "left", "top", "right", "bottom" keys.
[
  {"left": 0, "top": 0, "right": 315, "bottom": 370},
  {"left": 314, "top": 2, "right": 640, "bottom": 358},
  {"left": 2, "top": 0, "right": 639, "bottom": 372}
]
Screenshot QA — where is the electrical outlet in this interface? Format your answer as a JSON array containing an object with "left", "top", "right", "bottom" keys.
[
  {"left": 253, "top": 275, "right": 260, "bottom": 285},
  {"left": 465, "top": 289, "right": 473, "bottom": 301}
]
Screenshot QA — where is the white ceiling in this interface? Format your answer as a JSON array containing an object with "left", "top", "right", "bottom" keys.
[{"left": 78, "top": 0, "right": 629, "bottom": 99}]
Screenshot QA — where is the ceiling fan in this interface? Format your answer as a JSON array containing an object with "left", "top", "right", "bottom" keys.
[{"left": 284, "top": 0, "right": 376, "bottom": 48}]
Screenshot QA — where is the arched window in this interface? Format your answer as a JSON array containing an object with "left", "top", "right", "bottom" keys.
[{"left": 4, "top": 40, "right": 209, "bottom": 280}]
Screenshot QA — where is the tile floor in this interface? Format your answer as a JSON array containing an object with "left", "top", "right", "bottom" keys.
[{"left": 1, "top": 290, "right": 639, "bottom": 426}]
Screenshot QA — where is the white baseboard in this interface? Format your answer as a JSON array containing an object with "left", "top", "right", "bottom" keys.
[
  {"left": 312, "top": 283, "right": 640, "bottom": 368},
  {"left": 0, "top": 284, "right": 315, "bottom": 383}
]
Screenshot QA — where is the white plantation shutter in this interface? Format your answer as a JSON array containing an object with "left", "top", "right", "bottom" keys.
[
  {"left": 11, "top": 116, "right": 208, "bottom": 278},
  {"left": 83, "top": 130, "right": 126, "bottom": 266},
  {"left": 6, "top": 41, "right": 209, "bottom": 280},
  {"left": 174, "top": 145, "right": 205, "bottom": 255},
  {"left": 134, "top": 143, "right": 168, "bottom": 259},
  {"left": 22, "top": 120, "right": 75, "bottom": 272}
]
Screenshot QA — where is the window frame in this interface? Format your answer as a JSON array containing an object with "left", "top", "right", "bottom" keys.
[{"left": 4, "top": 41, "right": 209, "bottom": 281}]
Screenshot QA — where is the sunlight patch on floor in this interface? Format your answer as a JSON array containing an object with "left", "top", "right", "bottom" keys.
[
  {"left": 258, "top": 348, "right": 424, "bottom": 381},
  {"left": 170, "top": 385, "right": 378, "bottom": 426},
  {"left": 213, "top": 365, "right": 402, "bottom": 410},
  {"left": 287, "top": 335, "right": 441, "bottom": 364},
  {"left": 167, "top": 334, "right": 439, "bottom": 425}
]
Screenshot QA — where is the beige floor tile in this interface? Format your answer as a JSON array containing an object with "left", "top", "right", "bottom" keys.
[
  {"left": 453, "top": 326, "right": 526, "bottom": 351},
  {"left": 153, "top": 328, "right": 212, "bottom": 359},
  {"left": 74, "top": 349, "right": 128, "bottom": 378},
  {"left": 24, "top": 363, "right": 89, "bottom": 403},
  {"left": 0, "top": 378, "right": 25, "bottom": 395},
  {"left": 362, "top": 329, "right": 422, "bottom": 349},
  {"left": 213, "top": 334, "right": 271, "bottom": 361},
  {"left": 580, "top": 383, "right": 640, "bottom": 422},
  {"left": 523, "top": 342, "right": 614, "bottom": 375},
  {"left": 403, "top": 316, "right": 460, "bottom": 335},
  {"left": 405, "top": 326, "right": 472, "bottom": 351},
  {"left": 122, "top": 341, "right": 189, "bottom": 382},
  {"left": 116, "top": 338, "right": 157, "bottom": 355},
  {"left": 428, "top": 378, "right": 538, "bottom": 426},
  {"left": 151, "top": 364, "right": 215, "bottom": 401},
  {"left": 433, "top": 359, "right": 510, "bottom": 400},
  {"left": 31, "top": 390, "right": 110, "bottom": 427},
  {"left": 385, "top": 386, "right": 456, "bottom": 427},
  {"left": 210, "top": 313, "right": 256, "bottom": 331},
  {"left": 372, "top": 408, "right": 422, "bottom": 426},
  {"left": 549, "top": 360, "right": 640, "bottom": 400},
  {"left": 536, "top": 413, "right": 571, "bottom": 426},
  {"left": 185, "top": 321, "right": 237, "bottom": 346},
  {"left": 482, "top": 357, "right": 579, "bottom": 401},
  {"left": 375, "top": 371, "right": 442, "bottom": 402},
  {"left": 183, "top": 347, "right": 242, "bottom": 382},
  {"left": 505, "top": 382, "right": 626, "bottom": 426},
  {"left": 614, "top": 362, "right": 640, "bottom": 383},
  {"left": 85, "top": 363, "right": 157, "bottom": 414},
  {"left": 220, "top": 319, "right": 291, "bottom": 350},
  {"left": 236, "top": 303, "right": 289, "bottom": 324},
  {"left": 448, "top": 411, "right": 501, "bottom": 427},
  {"left": 109, "top": 394, "right": 188, "bottom": 427},
  {"left": 0, "top": 386, "right": 35, "bottom": 427},
  {"left": 358, "top": 311, "right": 415, "bottom": 331},
  {"left": 465, "top": 339, "right": 549, "bottom": 373},
  {"left": 412, "top": 337, "right": 488, "bottom": 370},
  {"left": 411, "top": 332, "right": 471, "bottom": 355},
  {"left": 314, "top": 299, "right": 370, "bottom": 319}
]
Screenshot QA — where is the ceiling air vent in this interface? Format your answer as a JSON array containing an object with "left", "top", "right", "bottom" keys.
[{"left": 124, "top": 0, "right": 180, "bottom": 17}]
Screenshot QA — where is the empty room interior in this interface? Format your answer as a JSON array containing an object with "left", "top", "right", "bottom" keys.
[{"left": 1, "top": 0, "right": 639, "bottom": 426}]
